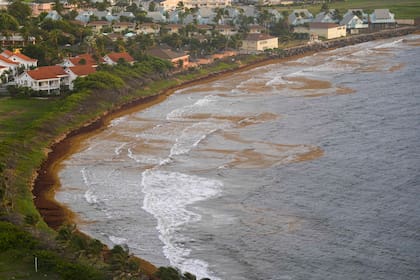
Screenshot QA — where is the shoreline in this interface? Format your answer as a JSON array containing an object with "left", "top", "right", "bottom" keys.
[{"left": 32, "top": 26, "right": 418, "bottom": 270}]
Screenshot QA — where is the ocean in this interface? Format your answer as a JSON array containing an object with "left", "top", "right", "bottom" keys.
[{"left": 57, "top": 35, "right": 420, "bottom": 280}]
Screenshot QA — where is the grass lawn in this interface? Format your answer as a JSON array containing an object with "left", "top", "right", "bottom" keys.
[
  {"left": 277, "top": 0, "right": 420, "bottom": 19},
  {"left": 0, "top": 252, "right": 60, "bottom": 280}
]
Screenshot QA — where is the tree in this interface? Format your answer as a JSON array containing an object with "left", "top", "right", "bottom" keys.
[
  {"left": 0, "top": 13, "right": 19, "bottom": 35},
  {"left": 149, "top": 1, "right": 156, "bottom": 12},
  {"left": 7, "top": 0, "right": 31, "bottom": 25}
]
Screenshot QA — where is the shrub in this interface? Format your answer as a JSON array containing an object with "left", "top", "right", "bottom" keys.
[{"left": 0, "top": 221, "right": 38, "bottom": 250}]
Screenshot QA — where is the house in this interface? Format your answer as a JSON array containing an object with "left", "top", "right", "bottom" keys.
[
  {"left": 44, "top": 10, "right": 63, "bottom": 21},
  {"left": 288, "top": 9, "right": 313, "bottom": 26},
  {"left": 0, "top": 55, "right": 19, "bottom": 75},
  {"left": 137, "top": 23, "right": 161, "bottom": 35},
  {"left": 113, "top": 22, "right": 136, "bottom": 33},
  {"left": 1, "top": 50, "right": 37, "bottom": 69},
  {"left": 309, "top": 22, "right": 346, "bottom": 39},
  {"left": 61, "top": 53, "right": 103, "bottom": 68},
  {"left": 163, "top": 24, "right": 184, "bottom": 34},
  {"left": 103, "top": 52, "right": 135, "bottom": 65},
  {"left": 313, "top": 9, "right": 340, "bottom": 24},
  {"left": 64, "top": 66, "right": 96, "bottom": 90},
  {"left": 340, "top": 13, "right": 368, "bottom": 34},
  {"left": 0, "top": 34, "right": 36, "bottom": 48},
  {"left": 241, "top": 33, "right": 278, "bottom": 53},
  {"left": 147, "top": 11, "right": 167, "bottom": 22},
  {"left": 197, "top": 7, "right": 217, "bottom": 24},
  {"left": 249, "top": 24, "right": 265, "bottom": 34},
  {"left": 215, "top": 25, "right": 238, "bottom": 36},
  {"left": 344, "top": 9, "right": 368, "bottom": 23},
  {"left": 16, "top": 66, "right": 69, "bottom": 94},
  {"left": 146, "top": 47, "right": 190, "bottom": 68},
  {"left": 30, "top": 2, "right": 53, "bottom": 17},
  {"left": 158, "top": 0, "right": 232, "bottom": 10},
  {"left": 369, "top": 9, "right": 396, "bottom": 30},
  {"left": 87, "top": 21, "right": 111, "bottom": 33},
  {"left": 75, "top": 10, "right": 94, "bottom": 23}
]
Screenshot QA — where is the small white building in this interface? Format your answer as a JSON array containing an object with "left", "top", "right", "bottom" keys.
[
  {"left": 288, "top": 9, "right": 313, "bottom": 26},
  {"left": 309, "top": 22, "right": 346, "bottom": 40},
  {"left": 241, "top": 33, "right": 278, "bottom": 53}
]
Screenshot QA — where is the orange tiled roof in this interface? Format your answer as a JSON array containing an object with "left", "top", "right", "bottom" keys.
[
  {"left": 27, "top": 66, "right": 67, "bottom": 80},
  {"left": 0, "top": 55, "right": 19, "bottom": 65},
  {"left": 69, "top": 54, "right": 103, "bottom": 66},
  {"left": 106, "top": 52, "right": 134, "bottom": 63},
  {"left": 68, "top": 65, "right": 96, "bottom": 76},
  {"left": 1, "top": 50, "right": 14, "bottom": 58},
  {"left": 11, "top": 52, "right": 37, "bottom": 62}
]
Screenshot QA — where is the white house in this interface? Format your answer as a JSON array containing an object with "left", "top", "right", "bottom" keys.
[
  {"left": 1, "top": 50, "right": 37, "bottom": 69},
  {"left": 288, "top": 9, "right": 314, "bottom": 26},
  {"left": 0, "top": 55, "right": 19, "bottom": 75},
  {"left": 309, "top": 22, "right": 346, "bottom": 39},
  {"left": 64, "top": 65, "right": 96, "bottom": 90},
  {"left": 103, "top": 52, "right": 135, "bottom": 65},
  {"left": 313, "top": 9, "right": 340, "bottom": 24},
  {"left": 369, "top": 9, "right": 396, "bottom": 29},
  {"left": 16, "top": 66, "right": 69, "bottom": 94},
  {"left": 340, "top": 13, "right": 368, "bottom": 34},
  {"left": 241, "top": 33, "right": 278, "bottom": 53}
]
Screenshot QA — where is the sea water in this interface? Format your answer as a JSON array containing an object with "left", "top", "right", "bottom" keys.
[{"left": 57, "top": 35, "right": 420, "bottom": 280}]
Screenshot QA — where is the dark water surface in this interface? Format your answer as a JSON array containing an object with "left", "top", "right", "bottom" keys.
[{"left": 58, "top": 35, "right": 420, "bottom": 280}]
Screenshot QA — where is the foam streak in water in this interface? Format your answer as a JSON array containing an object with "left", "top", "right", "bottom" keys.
[{"left": 142, "top": 170, "right": 222, "bottom": 279}]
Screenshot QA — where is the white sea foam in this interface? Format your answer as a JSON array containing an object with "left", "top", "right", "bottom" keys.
[
  {"left": 169, "top": 122, "right": 224, "bottom": 157},
  {"left": 166, "top": 95, "right": 219, "bottom": 121},
  {"left": 109, "top": 116, "right": 128, "bottom": 127},
  {"left": 142, "top": 170, "right": 222, "bottom": 279},
  {"left": 109, "top": 235, "right": 128, "bottom": 246},
  {"left": 84, "top": 189, "right": 99, "bottom": 204},
  {"left": 114, "top": 143, "right": 126, "bottom": 155}
]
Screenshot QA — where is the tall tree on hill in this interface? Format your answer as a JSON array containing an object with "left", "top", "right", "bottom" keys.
[{"left": 7, "top": 0, "right": 31, "bottom": 25}]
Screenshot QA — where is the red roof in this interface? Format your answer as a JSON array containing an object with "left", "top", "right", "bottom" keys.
[
  {"left": 68, "top": 54, "right": 103, "bottom": 66},
  {"left": 68, "top": 65, "right": 96, "bottom": 76},
  {"left": 27, "top": 66, "right": 67, "bottom": 80},
  {"left": 106, "top": 52, "right": 134, "bottom": 63},
  {"left": 11, "top": 52, "right": 37, "bottom": 62},
  {"left": 1, "top": 50, "right": 14, "bottom": 58},
  {"left": 0, "top": 55, "right": 19, "bottom": 65}
]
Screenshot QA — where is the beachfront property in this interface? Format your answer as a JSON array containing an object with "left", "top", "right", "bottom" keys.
[
  {"left": 288, "top": 9, "right": 314, "bottom": 26},
  {"left": 241, "top": 33, "right": 279, "bottom": 53},
  {"left": 146, "top": 47, "right": 190, "bottom": 68},
  {"left": 340, "top": 12, "right": 368, "bottom": 34},
  {"left": 1, "top": 50, "right": 38, "bottom": 69},
  {"left": 103, "top": 52, "right": 135, "bottom": 65},
  {"left": 157, "top": 0, "right": 232, "bottom": 10},
  {"left": 308, "top": 22, "right": 347, "bottom": 40},
  {"left": 369, "top": 9, "right": 396, "bottom": 30},
  {"left": 61, "top": 53, "right": 103, "bottom": 68},
  {"left": 64, "top": 65, "right": 97, "bottom": 90},
  {"left": 16, "top": 66, "right": 70, "bottom": 94}
]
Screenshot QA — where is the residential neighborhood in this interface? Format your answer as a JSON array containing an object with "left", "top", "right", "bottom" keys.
[{"left": 0, "top": 0, "right": 414, "bottom": 94}]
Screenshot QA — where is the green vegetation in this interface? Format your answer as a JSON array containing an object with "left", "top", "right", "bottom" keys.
[{"left": 0, "top": 48, "right": 260, "bottom": 279}]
